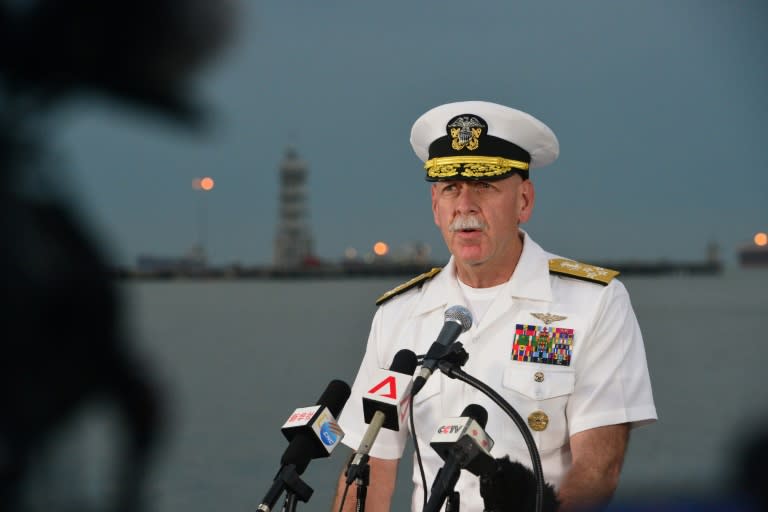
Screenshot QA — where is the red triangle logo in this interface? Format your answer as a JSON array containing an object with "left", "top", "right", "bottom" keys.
[{"left": 367, "top": 375, "right": 397, "bottom": 399}]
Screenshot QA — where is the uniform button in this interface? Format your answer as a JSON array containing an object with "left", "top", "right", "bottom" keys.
[
  {"left": 528, "top": 410, "right": 549, "bottom": 431},
  {"left": 534, "top": 371, "right": 544, "bottom": 383}
]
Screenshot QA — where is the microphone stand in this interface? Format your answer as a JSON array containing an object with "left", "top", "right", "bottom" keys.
[
  {"left": 346, "top": 409, "right": 386, "bottom": 512},
  {"left": 256, "top": 464, "right": 313, "bottom": 512},
  {"left": 424, "top": 458, "right": 463, "bottom": 512},
  {"left": 437, "top": 357, "right": 546, "bottom": 512},
  {"left": 446, "top": 491, "right": 460, "bottom": 512},
  {"left": 281, "top": 492, "right": 297, "bottom": 512},
  {"left": 345, "top": 454, "right": 371, "bottom": 512}
]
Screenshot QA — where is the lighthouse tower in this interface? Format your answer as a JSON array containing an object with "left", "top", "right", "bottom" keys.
[{"left": 273, "top": 146, "right": 314, "bottom": 267}]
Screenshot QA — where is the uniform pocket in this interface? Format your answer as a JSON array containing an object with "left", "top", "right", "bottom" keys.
[
  {"left": 500, "top": 365, "right": 575, "bottom": 453},
  {"left": 502, "top": 366, "right": 575, "bottom": 400}
]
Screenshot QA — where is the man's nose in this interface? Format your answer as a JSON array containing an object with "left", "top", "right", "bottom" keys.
[{"left": 455, "top": 185, "right": 479, "bottom": 214}]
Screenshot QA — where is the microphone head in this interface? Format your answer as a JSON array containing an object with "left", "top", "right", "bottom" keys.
[
  {"left": 445, "top": 305, "right": 473, "bottom": 333},
  {"left": 389, "top": 349, "right": 418, "bottom": 375},
  {"left": 316, "top": 379, "right": 351, "bottom": 417},
  {"left": 460, "top": 403, "right": 488, "bottom": 429},
  {"left": 280, "top": 379, "right": 350, "bottom": 472}
]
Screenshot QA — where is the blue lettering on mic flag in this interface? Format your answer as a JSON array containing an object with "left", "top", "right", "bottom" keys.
[
  {"left": 320, "top": 421, "right": 340, "bottom": 446},
  {"left": 512, "top": 324, "right": 574, "bottom": 366}
]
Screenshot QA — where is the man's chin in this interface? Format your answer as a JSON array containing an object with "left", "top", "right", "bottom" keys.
[{"left": 452, "top": 249, "right": 488, "bottom": 267}]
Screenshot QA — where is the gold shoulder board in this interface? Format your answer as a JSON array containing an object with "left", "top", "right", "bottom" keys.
[
  {"left": 548, "top": 258, "right": 619, "bottom": 286},
  {"left": 375, "top": 267, "right": 442, "bottom": 306}
]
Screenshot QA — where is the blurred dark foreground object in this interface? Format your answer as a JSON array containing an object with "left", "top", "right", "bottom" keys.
[
  {"left": 0, "top": 0, "right": 238, "bottom": 123},
  {"left": 731, "top": 425, "right": 768, "bottom": 512},
  {"left": 0, "top": 1, "right": 238, "bottom": 510},
  {"left": 480, "top": 456, "right": 560, "bottom": 512}
]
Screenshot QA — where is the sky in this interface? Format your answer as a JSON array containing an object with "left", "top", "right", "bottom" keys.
[{"left": 51, "top": 1, "right": 767, "bottom": 268}]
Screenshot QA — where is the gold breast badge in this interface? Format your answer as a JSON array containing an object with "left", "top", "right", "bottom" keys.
[{"left": 531, "top": 312, "right": 568, "bottom": 325}]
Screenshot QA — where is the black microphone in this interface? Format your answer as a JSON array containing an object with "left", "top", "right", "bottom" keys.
[
  {"left": 424, "top": 404, "right": 493, "bottom": 512},
  {"left": 412, "top": 305, "right": 473, "bottom": 396},
  {"left": 257, "top": 379, "right": 351, "bottom": 511},
  {"left": 346, "top": 349, "right": 418, "bottom": 483},
  {"left": 279, "top": 379, "right": 351, "bottom": 472}
]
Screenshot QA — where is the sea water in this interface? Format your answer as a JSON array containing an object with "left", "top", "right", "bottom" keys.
[{"left": 77, "top": 269, "right": 768, "bottom": 510}]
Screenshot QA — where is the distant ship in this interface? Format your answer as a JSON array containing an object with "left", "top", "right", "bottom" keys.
[{"left": 738, "top": 238, "right": 768, "bottom": 268}]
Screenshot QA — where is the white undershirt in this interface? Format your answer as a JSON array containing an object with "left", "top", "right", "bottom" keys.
[{"left": 456, "top": 278, "right": 507, "bottom": 326}]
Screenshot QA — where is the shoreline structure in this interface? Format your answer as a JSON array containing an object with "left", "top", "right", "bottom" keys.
[{"left": 113, "top": 258, "right": 724, "bottom": 280}]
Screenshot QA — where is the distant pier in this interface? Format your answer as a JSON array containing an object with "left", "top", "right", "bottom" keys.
[{"left": 113, "top": 258, "right": 724, "bottom": 280}]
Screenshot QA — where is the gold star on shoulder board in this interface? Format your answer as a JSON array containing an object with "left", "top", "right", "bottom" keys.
[{"left": 531, "top": 312, "right": 568, "bottom": 325}]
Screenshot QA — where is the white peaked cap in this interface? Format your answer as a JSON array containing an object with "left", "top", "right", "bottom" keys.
[{"left": 410, "top": 100, "right": 559, "bottom": 181}]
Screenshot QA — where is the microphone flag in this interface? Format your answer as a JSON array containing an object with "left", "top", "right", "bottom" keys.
[
  {"left": 280, "top": 405, "right": 345, "bottom": 456},
  {"left": 362, "top": 367, "right": 414, "bottom": 430},
  {"left": 279, "top": 379, "right": 351, "bottom": 467},
  {"left": 429, "top": 404, "right": 496, "bottom": 479},
  {"left": 345, "top": 349, "right": 418, "bottom": 484}
]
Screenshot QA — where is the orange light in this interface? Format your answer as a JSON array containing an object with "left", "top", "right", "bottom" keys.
[
  {"left": 200, "top": 177, "right": 215, "bottom": 191},
  {"left": 373, "top": 241, "right": 389, "bottom": 256},
  {"left": 755, "top": 232, "right": 768, "bottom": 247}
]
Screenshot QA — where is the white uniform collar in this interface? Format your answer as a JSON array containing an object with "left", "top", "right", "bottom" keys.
[
  {"left": 415, "top": 230, "right": 552, "bottom": 316},
  {"left": 505, "top": 229, "right": 553, "bottom": 302}
]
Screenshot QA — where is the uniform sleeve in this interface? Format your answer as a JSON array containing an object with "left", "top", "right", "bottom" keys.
[
  {"left": 566, "top": 280, "right": 657, "bottom": 436},
  {"left": 337, "top": 307, "right": 411, "bottom": 460}
]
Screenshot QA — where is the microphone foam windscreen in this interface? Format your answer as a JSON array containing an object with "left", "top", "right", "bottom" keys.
[
  {"left": 390, "top": 349, "right": 418, "bottom": 375},
  {"left": 460, "top": 404, "right": 488, "bottom": 429},
  {"left": 315, "top": 379, "right": 351, "bottom": 417}
]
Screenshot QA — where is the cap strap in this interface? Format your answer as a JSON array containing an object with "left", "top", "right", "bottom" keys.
[{"left": 425, "top": 156, "right": 529, "bottom": 179}]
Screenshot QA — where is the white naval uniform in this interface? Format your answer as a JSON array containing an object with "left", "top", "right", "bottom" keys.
[{"left": 337, "top": 232, "right": 657, "bottom": 512}]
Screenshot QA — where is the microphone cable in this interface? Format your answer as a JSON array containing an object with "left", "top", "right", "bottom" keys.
[
  {"left": 336, "top": 450, "right": 352, "bottom": 512},
  {"left": 409, "top": 364, "right": 429, "bottom": 511},
  {"left": 445, "top": 366, "right": 546, "bottom": 512},
  {"left": 410, "top": 394, "right": 429, "bottom": 511},
  {"left": 336, "top": 481, "right": 351, "bottom": 512}
]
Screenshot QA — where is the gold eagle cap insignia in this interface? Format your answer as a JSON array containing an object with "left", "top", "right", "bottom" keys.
[
  {"left": 448, "top": 115, "right": 485, "bottom": 151},
  {"left": 531, "top": 312, "right": 568, "bottom": 325}
]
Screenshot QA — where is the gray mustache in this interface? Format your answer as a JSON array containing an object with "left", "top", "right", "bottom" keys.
[{"left": 449, "top": 216, "right": 486, "bottom": 232}]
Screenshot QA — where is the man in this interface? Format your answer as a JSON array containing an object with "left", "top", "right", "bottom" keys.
[{"left": 333, "top": 100, "right": 657, "bottom": 511}]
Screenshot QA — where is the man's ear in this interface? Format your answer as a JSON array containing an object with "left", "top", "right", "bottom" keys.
[
  {"left": 431, "top": 184, "right": 440, "bottom": 226},
  {"left": 518, "top": 179, "right": 535, "bottom": 224}
]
